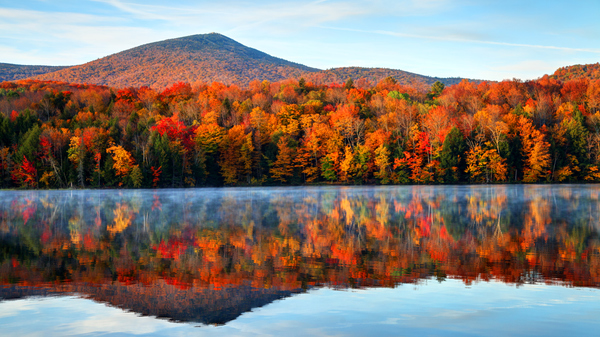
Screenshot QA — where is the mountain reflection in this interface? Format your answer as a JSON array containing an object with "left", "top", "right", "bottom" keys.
[{"left": 1, "top": 186, "right": 599, "bottom": 324}]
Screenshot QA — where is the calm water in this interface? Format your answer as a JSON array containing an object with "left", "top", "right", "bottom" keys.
[{"left": 1, "top": 185, "right": 599, "bottom": 336}]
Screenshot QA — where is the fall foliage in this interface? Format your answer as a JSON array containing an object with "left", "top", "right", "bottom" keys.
[
  {"left": 0, "top": 63, "right": 67, "bottom": 83},
  {"left": 2, "top": 72, "right": 600, "bottom": 188},
  {"left": 32, "top": 33, "right": 319, "bottom": 89}
]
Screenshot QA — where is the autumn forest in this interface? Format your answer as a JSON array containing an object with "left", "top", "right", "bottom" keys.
[{"left": 1, "top": 74, "right": 600, "bottom": 189}]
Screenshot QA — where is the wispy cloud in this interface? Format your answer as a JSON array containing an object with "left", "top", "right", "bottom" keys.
[
  {"left": 0, "top": 1, "right": 372, "bottom": 65},
  {"left": 319, "top": 26, "right": 600, "bottom": 54},
  {"left": 0, "top": 7, "right": 117, "bottom": 24},
  {"left": 91, "top": 0, "right": 189, "bottom": 21},
  {"left": 92, "top": 0, "right": 369, "bottom": 27},
  {"left": 406, "top": 0, "right": 451, "bottom": 11},
  {"left": 0, "top": 7, "right": 176, "bottom": 65}
]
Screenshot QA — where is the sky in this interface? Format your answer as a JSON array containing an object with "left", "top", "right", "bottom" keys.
[
  {"left": 1, "top": 0, "right": 599, "bottom": 81},
  {"left": 2, "top": 281, "right": 600, "bottom": 336}
]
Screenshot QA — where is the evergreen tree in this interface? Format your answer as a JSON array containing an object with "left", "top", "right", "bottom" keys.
[{"left": 440, "top": 127, "right": 466, "bottom": 183}]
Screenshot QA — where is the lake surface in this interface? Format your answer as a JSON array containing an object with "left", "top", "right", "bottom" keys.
[{"left": 1, "top": 185, "right": 600, "bottom": 336}]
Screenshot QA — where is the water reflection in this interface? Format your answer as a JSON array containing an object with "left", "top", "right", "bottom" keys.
[{"left": 1, "top": 185, "right": 600, "bottom": 324}]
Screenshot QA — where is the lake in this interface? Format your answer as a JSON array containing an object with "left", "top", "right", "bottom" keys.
[{"left": 1, "top": 185, "right": 599, "bottom": 336}]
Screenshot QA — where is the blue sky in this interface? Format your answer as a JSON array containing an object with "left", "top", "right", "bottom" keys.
[
  {"left": 1, "top": 0, "right": 599, "bottom": 81},
  {"left": 2, "top": 281, "right": 600, "bottom": 336}
]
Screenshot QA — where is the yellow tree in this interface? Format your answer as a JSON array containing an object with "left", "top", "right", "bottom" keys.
[
  {"left": 338, "top": 146, "right": 354, "bottom": 183},
  {"left": 106, "top": 145, "right": 136, "bottom": 186},
  {"left": 474, "top": 105, "right": 509, "bottom": 153},
  {"left": 373, "top": 144, "right": 391, "bottom": 184},
  {"left": 67, "top": 136, "right": 85, "bottom": 186},
  {"left": 219, "top": 125, "right": 253, "bottom": 185},
  {"left": 195, "top": 123, "right": 224, "bottom": 154},
  {"left": 465, "top": 144, "right": 507, "bottom": 183},
  {"left": 486, "top": 149, "right": 508, "bottom": 182},
  {"left": 249, "top": 107, "right": 276, "bottom": 180},
  {"left": 276, "top": 104, "right": 301, "bottom": 137},
  {"left": 270, "top": 137, "right": 295, "bottom": 183},
  {"left": 519, "top": 117, "right": 551, "bottom": 182},
  {"left": 250, "top": 107, "right": 275, "bottom": 146}
]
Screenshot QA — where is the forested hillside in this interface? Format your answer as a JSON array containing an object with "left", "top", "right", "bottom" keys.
[
  {"left": 4, "top": 34, "right": 599, "bottom": 90},
  {"left": 1, "top": 74, "right": 600, "bottom": 189},
  {"left": 306, "top": 67, "right": 466, "bottom": 87},
  {"left": 551, "top": 63, "right": 600, "bottom": 82},
  {"left": 4, "top": 33, "right": 475, "bottom": 88},
  {"left": 0, "top": 63, "right": 67, "bottom": 82},
  {"left": 32, "top": 33, "right": 319, "bottom": 89}
]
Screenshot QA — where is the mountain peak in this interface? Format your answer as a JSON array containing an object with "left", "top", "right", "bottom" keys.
[{"left": 32, "top": 33, "right": 319, "bottom": 88}]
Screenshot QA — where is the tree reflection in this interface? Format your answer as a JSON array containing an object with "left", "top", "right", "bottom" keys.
[{"left": 1, "top": 186, "right": 599, "bottom": 322}]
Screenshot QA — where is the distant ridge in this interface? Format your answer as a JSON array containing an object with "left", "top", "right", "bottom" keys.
[
  {"left": 308, "top": 66, "right": 467, "bottom": 86},
  {"left": 0, "top": 63, "right": 68, "bottom": 82}
]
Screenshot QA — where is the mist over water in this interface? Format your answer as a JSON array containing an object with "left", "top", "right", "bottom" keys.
[{"left": 1, "top": 185, "right": 600, "bottom": 335}]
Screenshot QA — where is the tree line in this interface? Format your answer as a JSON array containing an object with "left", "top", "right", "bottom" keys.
[{"left": 1, "top": 75, "right": 600, "bottom": 188}]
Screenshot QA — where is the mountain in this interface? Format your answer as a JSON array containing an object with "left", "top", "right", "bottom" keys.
[
  {"left": 0, "top": 283, "right": 301, "bottom": 325},
  {"left": 1, "top": 33, "right": 478, "bottom": 88},
  {"left": 33, "top": 33, "right": 320, "bottom": 89},
  {"left": 0, "top": 63, "right": 68, "bottom": 82},
  {"left": 308, "top": 67, "right": 467, "bottom": 86},
  {"left": 550, "top": 63, "right": 600, "bottom": 82}
]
